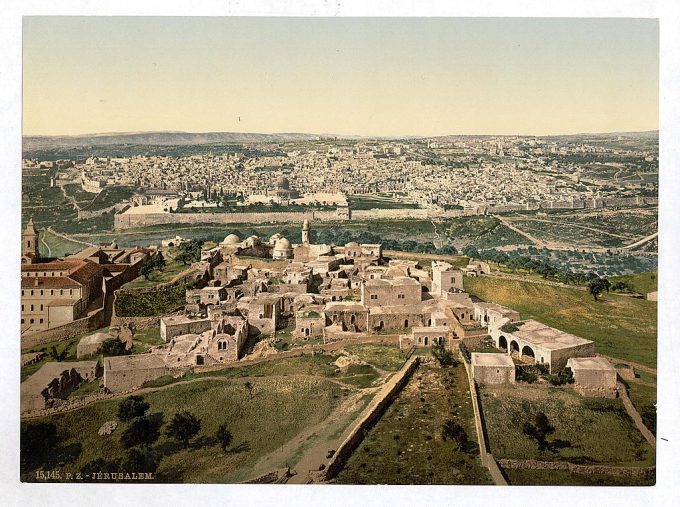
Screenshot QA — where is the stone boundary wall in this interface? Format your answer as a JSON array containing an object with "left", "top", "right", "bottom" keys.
[
  {"left": 21, "top": 386, "right": 138, "bottom": 420},
  {"left": 21, "top": 308, "right": 105, "bottom": 349},
  {"left": 113, "top": 198, "right": 657, "bottom": 229},
  {"left": 461, "top": 354, "right": 508, "bottom": 485},
  {"left": 324, "top": 356, "right": 420, "bottom": 480},
  {"left": 114, "top": 210, "right": 343, "bottom": 229},
  {"left": 496, "top": 459, "right": 655, "bottom": 479}
]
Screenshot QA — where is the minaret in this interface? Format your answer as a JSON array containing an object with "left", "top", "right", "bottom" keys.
[
  {"left": 302, "top": 219, "right": 310, "bottom": 245},
  {"left": 23, "top": 217, "right": 40, "bottom": 260}
]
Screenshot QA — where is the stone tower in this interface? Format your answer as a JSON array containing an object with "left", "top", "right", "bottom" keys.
[
  {"left": 22, "top": 217, "right": 40, "bottom": 260},
  {"left": 302, "top": 219, "right": 310, "bottom": 245}
]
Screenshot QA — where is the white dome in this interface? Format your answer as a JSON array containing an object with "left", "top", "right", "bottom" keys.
[
  {"left": 275, "top": 238, "right": 291, "bottom": 249},
  {"left": 223, "top": 234, "right": 240, "bottom": 244},
  {"left": 345, "top": 241, "right": 360, "bottom": 248}
]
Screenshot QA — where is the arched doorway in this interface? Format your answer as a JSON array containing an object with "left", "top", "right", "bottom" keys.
[
  {"left": 521, "top": 345, "right": 535, "bottom": 364},
  {"left": 509, "top": 340, "right": 520, "bottom": 357},
  {"left": 499, "top": 335, "right": 508, "bottom": 352},
  {"left": 424, "top": 337, "right": 429, "bottom": 346}
]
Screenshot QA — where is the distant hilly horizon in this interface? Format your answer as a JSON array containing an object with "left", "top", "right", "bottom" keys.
[{"left": 22, "top": 129, "right": 659, "bottom": 150}]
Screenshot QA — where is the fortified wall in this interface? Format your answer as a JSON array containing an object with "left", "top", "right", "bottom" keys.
[{"left": 113, "top": 196, "right": 658, "bottom": 230}]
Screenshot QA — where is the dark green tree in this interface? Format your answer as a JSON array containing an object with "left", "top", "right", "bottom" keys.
[
  {"left": 117, "top": 396, "right": 150, "bottom": 422},
  {"left": 120, "top": 414, "right": 163, "bottom": 449},
  {"left": 431, "top": 343, "right": 458, "bottom": 367},
  {"left": 441, "top": 419, "right": 469, "bottom": 450},
  {"left": 216, "top": 424, "right": 233, "bottom": 453},
  {"left": 165, "top": 411, "right": 201, "bottom": 448},
  {"left": 244, "top": 381, "right": 255, "bottom": 401},
  {"left": 20, "top": 422, "right": 60, "bottom": 469},
  {"left": 123, "top": 446, "right": 161, "bottom": 473},
  {"left": 588, "top": 277, "right": 611, "bottom": 301},
  {"left": 523, "top": 412, "right": 555, "bottom": 451},
  {"left": 140, "top": 261, "right": 154, "bottom": 281},
  {"left": 101, "top": 338, "right": 129, "bottom": 357}
]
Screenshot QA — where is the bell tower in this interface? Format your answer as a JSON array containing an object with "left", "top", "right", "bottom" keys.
[{"left": 22, "top": 217, "right": 40, "bottom": 261}]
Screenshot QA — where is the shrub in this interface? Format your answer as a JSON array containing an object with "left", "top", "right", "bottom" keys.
[
  {"left": 432, "top": 343, "right": 458, "bottom": 366},
  {"left": 459, "top": 343, "right": 471, "bottom": 363}
]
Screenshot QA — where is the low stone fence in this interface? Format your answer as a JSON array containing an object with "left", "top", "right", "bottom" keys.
[
  {"left": 323, "top": 356, "right": 420, "bottom": 480},
  {"left": 496, "top": 459, "right": 655, "bottom": 480},
  {"left": 21, "top": 386, "right": 139, "bottom": 420},
  {"left": 21, "top": 307, "right": 105, "bottom": 349}
]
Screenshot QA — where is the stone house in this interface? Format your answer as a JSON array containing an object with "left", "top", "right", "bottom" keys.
[
  {"left": 471, "top": 353, "right": 515, "bottom": 385},
  {"left": 567, "top": 357, "right": 617, "bottom": 398}
]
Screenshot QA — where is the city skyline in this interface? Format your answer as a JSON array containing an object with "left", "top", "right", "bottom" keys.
[{"left": 23, "top": 17, "right": 658, "bottom": 137}]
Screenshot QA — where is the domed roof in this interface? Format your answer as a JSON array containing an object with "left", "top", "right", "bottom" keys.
[
  {"left": 223, "top": 234, "right": 240, "bottom": 244},
  {"left": 345, "top": 241, "right": 360, "bottom": 248},
  {"left": 274, "top": 237, "right": 291, "bottom": 250},
  {"left": 276, "top": 176, "right": 290, "bottom": 190}
]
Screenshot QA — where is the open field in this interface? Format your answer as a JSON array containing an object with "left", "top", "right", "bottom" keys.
[
  {"left": 609, "top": 271, "right": 658, "bottom": 295},
  {"left": 20, "top": 376, "right": 343, "bottom": 483},
  {"left": 20, "top": 352, "right": 398, "bottom": 483},
  {"left": 122, "top": 247, "right": 196, "bottom": 289},
  {"left": 115, "top": 283, "right": 190, "bottom": 317},
  {"left": 439, "top": 216, "right": 533, "bottom": 249},
  {"left": 504, "top": 208, "right": 657, "bottom": 249},
  {"left": 39, "top": 228, "right": 89, "bottom": 258},
  {"left": 464, "top": 276, "right": 656, "bottom": 368},
  {"left": 503, "top": 468, "right": 654, "bottom": 486},
  {"left": 334, "top": 363, "right": 493, "bottom": 485},
  {"left": 624, "top": 381, "right": 657, "bottom": 435},
  {"left": 479, "top": 383, "right": 655, "bottom": 468}
]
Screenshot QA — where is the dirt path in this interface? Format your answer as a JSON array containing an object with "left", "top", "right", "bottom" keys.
[
  {"left": 494, "top": 215, "right": 543, "bottom": 247},
  {"left": 617, "top": 382, "right": 656, "bottom": 449},
  {"left": 250, "top": 387, "right": 380, "bottom": 483},
  {"left": 47, "top": 226, "right": 96, "bottom": 247},
  {"left": 622, "top": 232, "right": 658, "bottom": 250},
  {"left": 506, "top": 216, "right": 634, "bottom": 240}
]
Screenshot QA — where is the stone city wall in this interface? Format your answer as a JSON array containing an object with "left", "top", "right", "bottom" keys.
[
  {"left": 114, "top": 197, "right": 656, "bottom": 230},
  {"left": 324, "top": 356, "right": 420, "bottom": 480},
  {"left": 114, "top": 210, "right": 343, "bottom": 229},
  {"left": 21, "top": 307, "right": 104, "bottom": 349}
]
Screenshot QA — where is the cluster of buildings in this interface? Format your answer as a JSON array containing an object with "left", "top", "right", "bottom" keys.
[
  {"left": 20, "top": 218, "right": 151, "bottom": 333},
  {"left": 97, "top": 219, "right": 616, "bottom": 398},
  {"left": 58, "top": 134, "right": 656, "bottom": 221}
]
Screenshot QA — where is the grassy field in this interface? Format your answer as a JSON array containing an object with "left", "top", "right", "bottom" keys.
[
  {"left": 122, "top": 259, "right": 194, "bottom": 289},
  {"left": 39, "top": 228, "right": 87, "bottom": 258},
  {"left": 625, "top": 381, "right": 657, "bottom": 435},
  {"left": 503, "top": 468, "right": 654, "bottom": 486},
  {"left": 334, "top": 363, "right": 493, "bottom": 485},
  {"left": 132, "top": 327, "right": 165, "bottom": 354},
  {"left": 21, "top": 376, "right": 344, "bottom": 483},
  {"left": 609, "top": 271, "right": 658, "bottom": 295},
  {"left": 464, "top": 276, "right": 657, "bottom": 368},
  {"left": 342, "top": 344, "right": 409, "bottom": 372},
  {"left": 480, "top": 383, "right": 655, "bottom": 468},
  {"left": 115, "top": 283, "right": 189, "bottom": 317},
  {"left": 505, "top": 208, "right": 657, "bottom": 249}
]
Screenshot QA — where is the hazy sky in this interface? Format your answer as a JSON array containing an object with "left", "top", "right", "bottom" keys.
[{"left": 23, "top": 17, "right": 658, "bottom": 136}]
